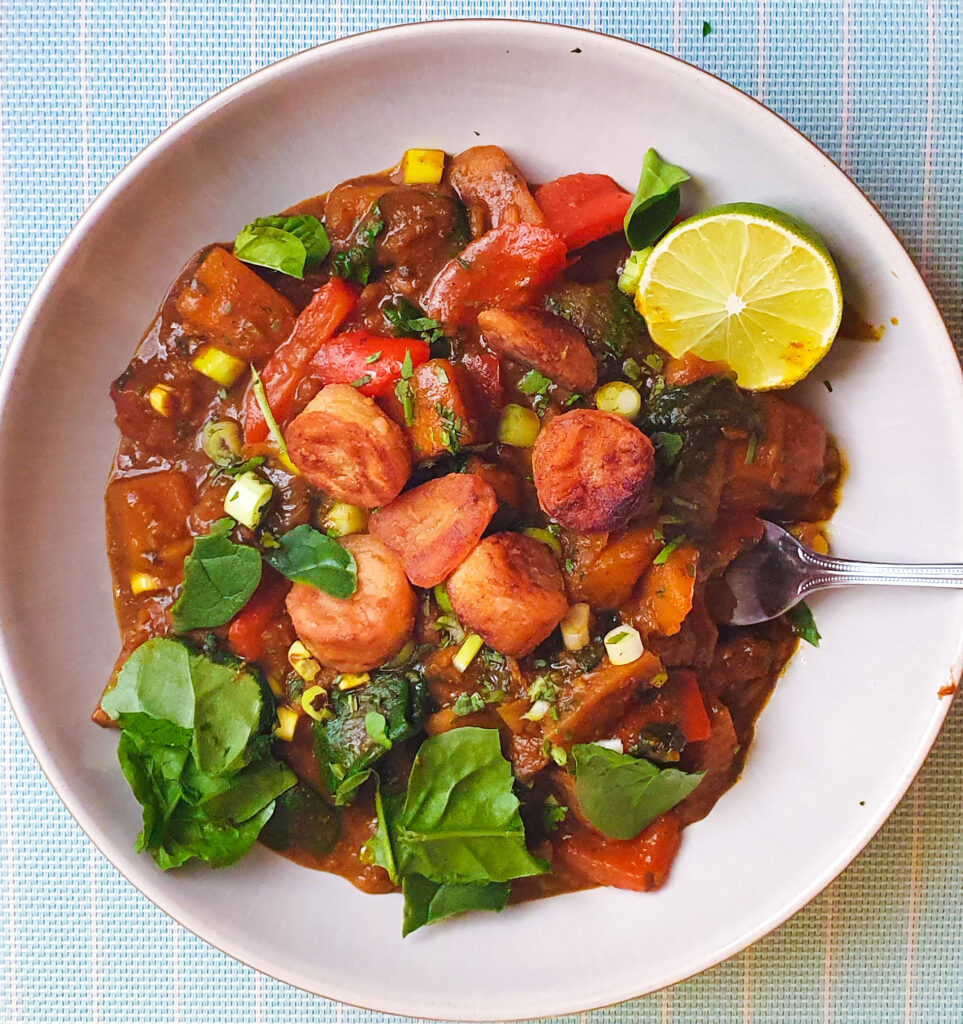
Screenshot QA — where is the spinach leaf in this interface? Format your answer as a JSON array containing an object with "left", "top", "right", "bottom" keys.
[
  {"left": 263, "top": 524, "right": 357, "bottom": 598},
  {"left": 259, "top": 783, "right": 342, "bottom": 858},
  {"left": 171, "top": 518, "right": 262, "bottom": 633},
  {"left": 544, "top": 281, "right": 652, "bottom": 365},
  {"left": 314, "top": 670, "right": 428, "bottom": 803},
  {"left": 788, "top": 600, "right": 821, "bottom": 647},
  {"left": 643, "top": 374, "right": 759, "bottom": 479},
  {"left": 393, "top": 728, "right": 547, "bottom": 884},
  {"left": 362, "top": 776, "right": 403, "bottom": 884},
  {"left": 624, "top": 148, "right": 690, "bottom": 249},
  {"left": 402, "top": 874, "right": 510, "bottom": 937},
  {"left": 104, "top": 637, "right": 295, "bottom": 869},
  {"left": 234, "top": 215, "right": 330, "bottom": 278},
  {"left": 572, "top": 743, "right": 703, "bottom": 840},
  {"left": 330, "top": 204, "right": 383, "bottom": 285}
]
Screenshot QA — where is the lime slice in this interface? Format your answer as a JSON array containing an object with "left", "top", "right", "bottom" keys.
[{"left": 635, "top": 203, "right": 843, "bottom": 390}]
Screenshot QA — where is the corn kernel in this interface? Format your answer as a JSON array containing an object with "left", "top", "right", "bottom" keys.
[
  {"left": 148, "top": 384, "right": 176, "bottom": 417},
  {"left": 274, "top": 706, "right": 299, "bottom": 742},
  {"left": 337, "top": 672, "right": 370, "bottom": 691},
  {"left": 287, "top": 640, "right": 320, "bottom": 683},
  {"left": 322, "top": 502, "right": 367, "bottom": 537},
  {"left": 192, "top": 345, "right": 248, "bottom": 387},
  {"left": 402, "top": 148, "right": 446, "bottom": 185},
  {"left": 130, "top": 572, "right": 162, "bottom": 594},
  {"left": 266, "top": 673, "right": 286, "bottom": 698}
]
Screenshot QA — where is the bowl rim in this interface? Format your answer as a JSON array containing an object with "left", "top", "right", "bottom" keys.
[{"left": 0, "top": 18, "right": 960, "bottom": 1021}]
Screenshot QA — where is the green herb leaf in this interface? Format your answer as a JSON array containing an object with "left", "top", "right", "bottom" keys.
[
  {"left": 788, "top": 600, "right": 821, "bottom": 647},
  {"left": 653, "top": 534, "right": 686, "bottom": 565},
  {"left": 171, "top": 518, "right": 262, "bottom": 633},
  {"left": 452, "top": 692, "right": 486, "bottom": 716},
  {"left": 234, "top": 215, "right": 330, "bottom": 279},
  {"left": 103, "top": 637, "right": 295, "bottom": 868},
  {"left": 402, "top": 874, "right": 510, "bottom": 936},
  {"left": 350, "top": 374, "right": 372, "bottom": 388},
  {"left": 365, "top": 710, "right": 392, "bottom": 749},
  {"left": 652, "top": 431, "right": 684, "bottom": 468},
  {"left": 702, "top": 20, "right": 712, "bottom": 37},
  {"left": 263, "top": 524, "right": 357, "bottom": 598},
  {"left": 518, "top": 369, "right": 552, "bottom": 396},
  {"left": 383, "top": 297, "right": 449, "bottom": 355},
  {"left": 365, "top": 351, "right": 383, "bottom": 364},
  {"left": 624, "top": 149, "right": 691, "bottom": 250},
  {"left": 393, "top": 728, "right": 547, "bottom": 884},
  {"left": 330, "top": 204, "right": 383, "bottom": 285},
  {"left": 572, "top": 743, "right": 703, "bottom": 840}
]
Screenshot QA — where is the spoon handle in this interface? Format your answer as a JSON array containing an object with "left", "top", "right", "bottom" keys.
[{"left": 799, "top": 550, "right": 963, "bottom": 595}]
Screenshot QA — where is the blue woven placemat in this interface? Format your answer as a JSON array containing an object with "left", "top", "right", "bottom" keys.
[{"left": 0, "top": 2, "right": 960, "bottom": 1021}]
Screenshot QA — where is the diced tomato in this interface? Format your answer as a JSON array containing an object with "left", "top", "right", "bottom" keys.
[
  {"left": 554, "top": 813, "right": 682, "bottom": 891},
  {"left": 422, "top": 224, "right": 567, "bottom": 329},
  {"left": 534, "top": 173, "right": 634, "bottom": 251},
  {"left": 310, "top": 331, "right": 431, "bottom": 398},
  {"left": 243, "top": 278, "right": 358, "bottom": 443},
  {"left": 227, "top": 567, "right": 292, "bottom": 662},
  {"left": 176, "top": 247, "right": 297, "bottom": 361}
]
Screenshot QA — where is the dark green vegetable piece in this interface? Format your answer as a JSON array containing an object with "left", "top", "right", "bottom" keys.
[
  {"left": 788, "top": 600, "right": 821, "bottom": 647},
  {"left": 392, "top": 728, "right": 547, "bottom": 884},
  {"left": 623, "top": 149, "right": 690, "bottom": 250},
  {"left": 572, "top": 742, "right": 703, "bottom": 840},
  {"left": 171, "top": 518, "right": 262, "bottom": 633},
  {"left": 545, "top": 281, "right": 653, "bottom": 365},
  {"left": 102, "top": 637, "right": 295, "bottom": 869},
  {"left": 233, "top": 215, "right": 330, "bottom": 278},
  {"left": 402, "top": 875, "right": 511, "bottom": 936},
  {"left": 314, "top": 670, "right": 428, "bottom": 804},
  {"left": 643, "top": 374, "right": 760, "bottom": 478},
  {"left": 259, "top": 784, "right": 342, "bottom": 858},
  {"left": 702, "top": 20, "right": 712, "bottom": 37},
  {"left": 263, "top": 524, "right": 357, "bottom": 598}
]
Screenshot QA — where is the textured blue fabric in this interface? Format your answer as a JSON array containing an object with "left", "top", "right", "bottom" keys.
[{"left": 0, "top": 2, "right": 960, "bottom": 1022}]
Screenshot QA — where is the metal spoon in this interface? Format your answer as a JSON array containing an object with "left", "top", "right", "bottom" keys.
[{"left": 712, "top": 520, "right": 963, "bottom": 626}]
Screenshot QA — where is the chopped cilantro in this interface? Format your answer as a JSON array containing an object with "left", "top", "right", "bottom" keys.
[
  {"left": 653, "top": 535, "right": 686, "bottom": 565},
  {"left": 435, "top": 404, "right": 465, "bottom": 456},
  {"left": 452, "top": 692, "right": 486, "bottom": 717},
  {"left": 702, "top": 20, "right": 712, "bottom": 37},
  {"left": 518, "top": 369, "right": 552, "bottom": 396},
  {"left": 788, "top": 600, "right": 821, "bottom": 647},
  {"left": 365, "top": 351, "right": 383, "bottom": 364},
  {"left": 350, "top": 374, "right": 372, "bottom": 388}
]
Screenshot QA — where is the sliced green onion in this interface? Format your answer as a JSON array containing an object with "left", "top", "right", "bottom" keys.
[
  {"left": 201, "top": 420, "right": 243, "bottom": 467},
  {"left": 434, "top": 583, "right": 454, "bottom": 614},
  {"left": 522, "top": 527, "right": 562, "bottom": 557},
  {"left": 617, "top": 247, "right": 652, "bottom": 297},
  {"left": 595, "top": 381, "right": 642, "bottom": 420},
  {"left": 223, "top": 471, "right": 274, "bottom": 529},
  {"left": 250, "top": 365, "right": 299, "bottom": 475},
  {"left": 603, "top": 624, "right": 645, "bottom": 665},
  {"left": 452, "top": 633, "right": 484, "bottom": 673}
]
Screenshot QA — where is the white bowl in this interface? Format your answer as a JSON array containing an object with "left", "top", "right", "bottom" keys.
[{"left": 0, "top": 20, "right": 960, "bottom": 1021}]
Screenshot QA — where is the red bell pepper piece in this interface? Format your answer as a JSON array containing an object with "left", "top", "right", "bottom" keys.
[
  {"left": 674, "top": 670, "right": 712, "bottom": 743},
  {"left": 422, "top": 224, "right": 567, "bottom": 329},
  {"left": 554, "top": 813, "right": 682, "bottom": 891},
  {"left": 310, "top": 331, "right": 431, "bottom": 398},
  {"left": 243, "top": 277, "right": 359, "bottom": 443},
  {"left": 227, "top": 568, "right": 291, "bottom": 662},
  {"left": 534, "top": 173, "right": 633, "bottom": 251}
]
